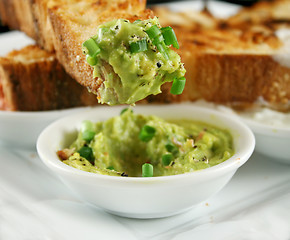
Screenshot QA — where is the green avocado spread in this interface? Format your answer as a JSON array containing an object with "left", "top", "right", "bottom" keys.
[
  {"left": 58, "top": 109, "right": 234, "bottom": 177},
  {"left": 83, "top": 17, "right": 186, "bottom": 105}
]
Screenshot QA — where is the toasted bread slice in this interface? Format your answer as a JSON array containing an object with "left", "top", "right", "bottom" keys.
[
  {"left": 0, "top": 0, "right": 154, "bottom": 93},
  {"left": 149, "top": 2, "right": 290, "bottom": 112},
  {"left": 0, "top": 45, "right": 98, "bottom": 111},
  {"left": 48, "top": 1, "right": 153, "bottom": 95}
]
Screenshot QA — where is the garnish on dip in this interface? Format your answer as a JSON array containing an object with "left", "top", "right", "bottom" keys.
[{"left": 82, "top": 17, "right": 186, "bottom": 105}]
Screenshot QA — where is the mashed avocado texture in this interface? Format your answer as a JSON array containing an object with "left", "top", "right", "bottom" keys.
[
  {"left": 83, "top": 17, "right": 186, "bottom": 105},
  {"left": 58, "top": 109, "right": 234, "bottom": 177}
]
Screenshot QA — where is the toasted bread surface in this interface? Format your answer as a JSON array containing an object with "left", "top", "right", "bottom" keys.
[{"left": 149, "top": 2, "right": 290, "bottom": 111}]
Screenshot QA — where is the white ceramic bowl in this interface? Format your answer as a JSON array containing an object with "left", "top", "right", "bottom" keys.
[
  {"left": 239, "top": 117, "right": 290, "bottom": 164},
  {"left": 0, "top": 107, "right": 91, "bottom": 149},
  {"left": 37, "top": 104, "right": 255, "bottom": 219}
]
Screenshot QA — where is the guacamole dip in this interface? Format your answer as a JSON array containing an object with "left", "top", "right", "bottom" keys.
[
  {"left": 57, "top": 109, "right": 234, "bottom": 177},
  {"left": 82, "top": 17, "right": 186, "bottom": 105}
]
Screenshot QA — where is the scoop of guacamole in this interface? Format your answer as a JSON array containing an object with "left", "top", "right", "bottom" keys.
[
  {"left": 82, "top": 17, "right": 186, "bottom": 105},
  {"left": 58, "top": 109, "right": 234, "bottom": 177}
]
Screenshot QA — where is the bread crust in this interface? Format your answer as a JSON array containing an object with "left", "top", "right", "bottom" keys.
[
  {"left": 0, "top": 0, "right": 19, "bottom": 30},
  {"left": 0, "top": 45, "right": 98, "bottom": 111},
  {"left": 47, "top": 2, "right": 153, "bottom": 93},
  {"left": 0, "top": 0, "right": 38, "bottom": 39}
]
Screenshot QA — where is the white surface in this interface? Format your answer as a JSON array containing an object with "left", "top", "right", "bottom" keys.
[
  {"left": 1, "top": 0, "right": 290, "bottom": 238},
  {"left": 36, "top": 105, "right": 254, "bottom": 219},
  {"left": 1, "top": 147, "right": 290, "bottom": 239}
]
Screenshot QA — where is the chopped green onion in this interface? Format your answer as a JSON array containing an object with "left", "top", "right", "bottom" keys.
[
  {"left": 152, "top": 33, "right": 164, "bottom": 46},
  {"left": 133, "top": 19, "right": 141, "bottom": 24},
  {"left": 120, "top": 108, "right": 128, "bottom": 115},
  {"left": 82, "top": 38, "right": 100, "bottom": 58},
  {"left": 142, "top": 163, "right": 153, "bottom": 177},
  {"left": 130, "top": 39, "right": 148, "bottom": 53},
  {"left": 86, "top": 55, "right": 98, "bottom": 66},
  {"left": 81, "top": 120, "right": 96, "bottom": 142},
  {"left": 170, "top": 77, "right": 186, "bottom": 95},
  {"left": 81, "top": 120, "right": 94, "bottom": 133},
  {"left": 107, "top": 166, "right": 115, "bottom": 170},
  {"left": 165, "top": 142, "right": 179, "bottom": 155},
  {"left": 139, "top": 125, "right": 156, "bottom": 142},
  {"left": 78, "top": 146, "right": 94, "bottom": 164},
  {"left": 82, "top": 130, "right": 95, "bottom": 142},
  {"left": 146, "top": 25, "right": 170, "bottom": 59},
  {"left": 156, "top": 42, "right": 169, "bottom": 60},
  {"left": 120, "top": 107, "right": 133, "bottom": 115},
  {"left": 162, "top": 153, "right": 173, "bottom": 166},
  {"left": 161, "top": 26, "right": 179, "bottom": 49},
  {"left": 146, "top": 25, "right": 162, "bottom": 40}
]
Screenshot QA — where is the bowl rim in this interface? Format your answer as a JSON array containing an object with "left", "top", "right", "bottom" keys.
[{"left": 37, "top": 104, "right": 255, "bottom": 183}]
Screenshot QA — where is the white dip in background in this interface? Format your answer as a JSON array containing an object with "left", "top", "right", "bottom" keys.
[
  {"left": 191, "top": 100, "right": 290, "bottom": 128},
  {"left": 237, "top": 108, "right": 290, "bottom": 128}
]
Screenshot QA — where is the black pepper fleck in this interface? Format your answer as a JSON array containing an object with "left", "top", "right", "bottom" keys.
[
  {"left": 157, "top": 62, "right": 162, "bottom": 68},
  {"left": 170, "top": 161, "right": 175, "bottom": 166}
]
